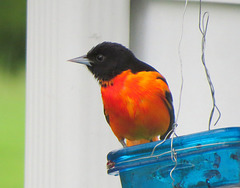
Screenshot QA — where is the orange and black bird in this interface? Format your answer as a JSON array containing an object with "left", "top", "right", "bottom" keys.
[{"left": 69, "top": 42, "right": 174, "bottom": 147}]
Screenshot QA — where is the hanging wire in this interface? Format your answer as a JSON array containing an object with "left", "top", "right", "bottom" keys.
[
  {"left": 176, "top": 0, "right": 188, "bottom": 125},
  {"left": 144, "top": 1, "right": 221, "bottom": 186},
  {"left": 170, "top": 142, "right": 178, "bottom": 187},
  {"left": 170, "top": 0, "right": 189, "bottom": 186},
  {"left": 198, "top": 0, "right": 221, "bottom": 130},
  {"left": 151, "top": 0, "right": 188, "bottom": 155},
  {"left": 151, "top": 128, "right": 174, "bottom": 156}
]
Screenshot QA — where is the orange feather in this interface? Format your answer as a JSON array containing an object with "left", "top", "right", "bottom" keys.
[{"left": 101, "top": 70, "right": 172, "bottom": 146}]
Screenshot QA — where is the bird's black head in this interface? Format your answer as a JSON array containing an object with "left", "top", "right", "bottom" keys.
[{"left": 69, "top": 42, "right": 157, "bottom": 81}]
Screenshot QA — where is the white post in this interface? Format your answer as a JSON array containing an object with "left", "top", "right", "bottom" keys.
[{"left": 25, "top": 0, "right": 130, "bottom": 188}]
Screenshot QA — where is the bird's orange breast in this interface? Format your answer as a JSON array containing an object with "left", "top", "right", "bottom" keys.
[{"left": 101, "top": 70, "right": 171, "bottom": 142}]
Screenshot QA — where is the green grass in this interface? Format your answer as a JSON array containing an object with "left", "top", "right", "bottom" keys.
[{"left": 0, "top": 70, "right": 25, "bottom": 187}]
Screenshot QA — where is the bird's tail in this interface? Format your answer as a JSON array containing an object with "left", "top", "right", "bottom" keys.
[{"left": 126, "top": 136, "right": 159, "bottom": 147}]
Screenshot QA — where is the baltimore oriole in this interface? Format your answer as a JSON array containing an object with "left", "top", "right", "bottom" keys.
[{"left": 69, "top": 42, "right": 175, "bottom": 147}]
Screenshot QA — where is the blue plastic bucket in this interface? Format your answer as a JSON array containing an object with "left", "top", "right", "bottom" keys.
[{"left": 107, "top": 127, "right": 240, "bottom": 188}]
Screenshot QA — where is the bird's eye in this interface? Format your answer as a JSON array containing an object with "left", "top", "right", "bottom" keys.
[{"left": 96, "top": 54, "right": 104, "bottom": 62}]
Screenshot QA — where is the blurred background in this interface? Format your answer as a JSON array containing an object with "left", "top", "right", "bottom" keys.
[{"left": 0, "top": 0, "right": 26, "bottom": 187}]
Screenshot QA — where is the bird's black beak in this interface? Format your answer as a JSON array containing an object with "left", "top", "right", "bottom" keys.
[{"left": 68, "top": 55, "right": 92, "bottom": 66}]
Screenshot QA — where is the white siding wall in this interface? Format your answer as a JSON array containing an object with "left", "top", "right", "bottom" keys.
[
  {"left": 25, "top": 0, "right": 240, "bottom": 188},
  {"left": 131, "top": 0, "right": 240, "bottom": 136}
]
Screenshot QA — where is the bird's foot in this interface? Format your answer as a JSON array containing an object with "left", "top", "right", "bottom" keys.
[{"left": 119, "top": 139, "right": 127, "bottom": 148}]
